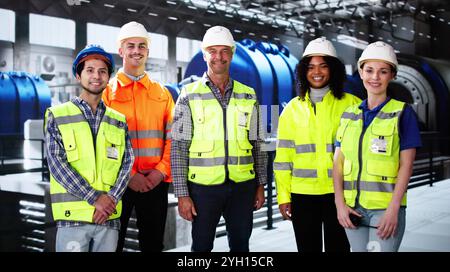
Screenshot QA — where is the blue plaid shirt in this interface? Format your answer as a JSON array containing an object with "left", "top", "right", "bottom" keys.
[{"left": 45, "top": 97, "right": 134, "bottom": 229}]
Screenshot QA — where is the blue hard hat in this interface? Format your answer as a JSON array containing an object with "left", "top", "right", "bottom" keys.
[{"left": 72, "top": 44, "right": 114, "bottom": 77}]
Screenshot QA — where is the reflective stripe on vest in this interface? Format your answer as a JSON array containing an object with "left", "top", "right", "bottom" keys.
[
  {"left": 337, "top": 98, "right": 406, "bottom": 209},
  {"left": 186, "top": 80, "right": 256, "bottom": 185},
  {"left": 46, "top": 101, "right": 126, "bottom": 222}
]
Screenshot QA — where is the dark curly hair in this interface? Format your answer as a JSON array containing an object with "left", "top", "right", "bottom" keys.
[{"left": 296, "top": 55, "right": 346, "bottom": 100}]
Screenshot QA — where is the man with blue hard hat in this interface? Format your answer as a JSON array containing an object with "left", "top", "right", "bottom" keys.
[{"left": 44, "top": 44, "right": 134, "bottom": 252}]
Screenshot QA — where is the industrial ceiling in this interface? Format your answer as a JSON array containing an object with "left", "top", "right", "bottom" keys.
[{"left": 2, "top": 0, "right": 450, "bottom": 43}]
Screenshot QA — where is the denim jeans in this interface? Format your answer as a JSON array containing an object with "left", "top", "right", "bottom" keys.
[
  {"left": 189, "top": 179, "right": 257, "bottom": 252},
  {"left": 345, "top": 204, "right": 406, "bottom": 252},
  {"left": 56, "top": 224, "right": 118, "bottom": 252}
]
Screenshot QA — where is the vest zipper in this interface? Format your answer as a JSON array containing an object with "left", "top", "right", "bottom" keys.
[
  {"left": 355, "top": 125, "right": 367, "bottom": 205},
  {"left": 223, "top": 105, "right": 229, "bottom": 181}
]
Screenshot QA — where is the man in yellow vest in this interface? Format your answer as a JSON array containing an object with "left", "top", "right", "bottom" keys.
[
  {"left": 274, "top": 37, "right": 360, "bottom": 252},
  {"left": 45, "top": 45, "right": 134, "bottom": 252},
  {"left": 171, "top": 26, "right": 267, "bottom": 252}
]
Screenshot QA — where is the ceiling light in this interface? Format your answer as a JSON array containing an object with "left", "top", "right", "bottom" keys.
[
  {"left": 168, "top": 16, "right": 178, "bottom": 20},
  {"left": 104, "top": 3, "right": 115, "bottom": 8},
  {"left": 148, "top": 12, "right": 158, "bottom": 16},
  {"left": 127, "top": 8, "right": 137, "bottom": 13}
]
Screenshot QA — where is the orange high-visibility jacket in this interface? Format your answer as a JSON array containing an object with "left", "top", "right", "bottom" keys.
[{"left": 103, "top": 71, "right": 174, "bottom": 182}]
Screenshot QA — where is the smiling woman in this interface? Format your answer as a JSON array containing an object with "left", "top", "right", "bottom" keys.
[
  {"left": 333, "top": 41, "right": 422, "bottom": 252},
  {"left": 274, "top": 37, "right": 360, "bottom": 253}
]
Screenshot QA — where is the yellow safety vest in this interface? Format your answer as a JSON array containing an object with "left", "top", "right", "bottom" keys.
[
  {"left": 274, "top": 91, "right": 361, "bottom": 204},
  {"left": 45, "top": 101, "right": 126, "bottom": 222},
  {"left": 186, "top": 80, "right": 256, "bottom": 185},
  {"left": 336, "top": 98, "right": 406, "bottom": 209}
]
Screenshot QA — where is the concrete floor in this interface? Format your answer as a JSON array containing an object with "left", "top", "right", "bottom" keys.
[{"left": 168, "top": 178, "right": 450, "bottom": 252}]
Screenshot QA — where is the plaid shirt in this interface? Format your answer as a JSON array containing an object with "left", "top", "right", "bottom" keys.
[
  {"left": 45, "top": 97, "right": 134, "bottom": 229},
  {"left": 171, "top": 73, "right": 267, "bottom": 197}
]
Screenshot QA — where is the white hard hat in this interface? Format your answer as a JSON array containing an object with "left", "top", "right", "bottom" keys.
[
  {"left": 201, "top": 26, "right": 235, "bottom": 52},
  {"left": 117, "top": 21, "right": 150, "bottom": 49},
  {"left": 358, "top": 41, "right": 398, "bottom": 71},
  {"left": 302, "top": 37, "right": 337, "bottom": 58}
]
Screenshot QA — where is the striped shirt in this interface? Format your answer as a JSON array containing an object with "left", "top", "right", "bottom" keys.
[
  {"left": 45, "top": 97, "right": 134, "bottom": 229},
  {"left": 171, "top": 73, "right": 267, "bottom": 197}
]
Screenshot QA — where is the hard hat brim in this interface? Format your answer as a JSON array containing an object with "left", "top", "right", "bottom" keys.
[{"left": 358, "top": 59, "right": 398, "bottom": 70}]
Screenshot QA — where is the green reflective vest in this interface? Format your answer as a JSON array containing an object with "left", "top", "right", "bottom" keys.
[
  {"left": 186, "top": 80, "right": 256, "bottom": 185},
  {"left": 274, "top": 91, "right": 361, "bottom": 203},
  {"left": 336, "top": 98, "right": 406, "bottom": 209},
  {"left": 45, "top": 101, "right": 126, "bottom": 222}
]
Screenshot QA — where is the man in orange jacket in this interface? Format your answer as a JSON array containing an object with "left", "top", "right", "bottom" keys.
[{"left": 102, "top": 21, "right": 174, "bottom": 252}]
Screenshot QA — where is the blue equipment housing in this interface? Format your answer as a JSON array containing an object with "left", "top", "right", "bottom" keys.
[{"left": 0, "top": 72, "right": 51, "bottom": 135}]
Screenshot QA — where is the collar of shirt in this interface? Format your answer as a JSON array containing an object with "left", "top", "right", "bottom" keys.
[
  {"left": 359, "top": 96, "right": 391, "bottom": 113},
  {"left": 123, "top": 70, "right": 146, "bottom": 82},
  {"left": 201, "top": 72, "right": 233, "bottom": 95},
  {"left": 71, "top": 96, "right": 106, "bottom": 133},
  {"left": 71, "top": 96, "right": 106, "bottom": 113},
  {"left": 309, "top": 85, "right": 330, "bottom": 104},
  {"left": 359, "top": 97, "right": 391, "bottom": 129},
  {"left": 115, "top": 68, "right": 150, "bottom": 89}
]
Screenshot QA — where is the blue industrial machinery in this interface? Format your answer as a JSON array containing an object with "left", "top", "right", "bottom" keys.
[{"left": 0, "top": 72, "right": 51, "bottom": 135}]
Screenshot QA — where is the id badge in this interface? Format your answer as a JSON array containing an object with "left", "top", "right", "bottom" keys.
[
  {"left": 370, "top": 138, "right": 387, "bottom": 153},
  {"left": 107, "top": 146, "right": 119, "bottom": 160},
  {"left": 238, "top": 112, "right": 248, "bottom": 127}
]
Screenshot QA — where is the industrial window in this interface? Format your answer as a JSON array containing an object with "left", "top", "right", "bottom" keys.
[
  {"left": 29, "top": 14, "right": 75, "bottom": 49},
  {"left": 0, "top": 8, "right": 15, "bottom": 43},
  {"left": 176, "top": 37, "right": 201, "bottom": 62}
]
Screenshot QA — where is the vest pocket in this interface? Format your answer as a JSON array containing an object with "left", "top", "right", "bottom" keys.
[
  {"left": 236, "top": 140, "right": 254, "bottom": 171},
  {"left": 61, "top": 129, "right": 79, "bottom": 162},
  {"left": 103, "top": 131, "right": 123, "bottom": 186},
  {"left": 370, "top": 124, "right": 394, "bottom": 156},
  {"left": 367, "top": 159, "right": 398, "bottom": 178},
  {"left": 343, "top": 159, "right": 352, "bottom": 176},
  {"left": 189, "top": 140, "right": 214, "bottom": 154}
]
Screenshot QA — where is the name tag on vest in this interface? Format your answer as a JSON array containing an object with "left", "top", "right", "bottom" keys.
[
  {"left": 371, "top": 138, "right": 387, "bottom": 153},
  {"left": 107, "top": 146, "right": 119, "bottom": 160},
  {"left": 238, "top": 112, "right": 249, "bottom": 127}
]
